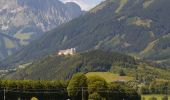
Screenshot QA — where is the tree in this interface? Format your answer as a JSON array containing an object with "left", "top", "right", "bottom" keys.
[
  {"left": 107, "top": 83, "right": 123, "bottom": 100},
  {"left": 88, "top": 92, "right": 102, "bottom": 100},
  {"left": 87, "top": 76, "right": 107, "bottom": 99},
  {"left": 107, "top": 83, "right": 141, "bottom": 100},
  {"left": 67, "top": 73, "right": 87, "bottom": 100},
  {"left": 31, "top": 97, "right": 38, "bottom": 100}
]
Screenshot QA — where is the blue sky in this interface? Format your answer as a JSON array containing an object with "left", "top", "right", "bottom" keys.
[{"left": 60, "top": 0, "right": 104, "bottom": 11}]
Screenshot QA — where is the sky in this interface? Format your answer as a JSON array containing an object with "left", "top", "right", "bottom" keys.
[{"left": 60, "top": 0, "right": 104, "bottom": 11}]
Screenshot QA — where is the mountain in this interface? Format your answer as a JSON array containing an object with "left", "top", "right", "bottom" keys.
[
  {"left": 1, "top": 0, "right": 170, "bottom": 67},
  {"left": 0, "top": 0, "right": 82, "bottom": 60},
  {"left": 0, "top": 33, "right": 20, "bottom": 60},
  {"left": 4, "top": 50, "right": 170, "bottom": 80}
]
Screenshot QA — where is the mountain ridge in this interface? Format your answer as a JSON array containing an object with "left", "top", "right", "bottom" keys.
[
  {"left": 1, "top": 0, "right": 170, "bottom": 67},
  {"left": 0, "top": 0, "right": 83, "bottom": 60}
]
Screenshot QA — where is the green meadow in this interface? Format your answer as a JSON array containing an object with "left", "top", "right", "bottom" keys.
[
  {"left": 142, "top": 94, "right": 170, "bottom": 100},
  {"left": 86, "top": 72, "right": 133, "bottom": 82}
]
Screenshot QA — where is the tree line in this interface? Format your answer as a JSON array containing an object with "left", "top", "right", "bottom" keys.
[
  {"left": 0, "top": 80, "right": 68, "bottom": 100},
  {"left": 0, "top": 73, "right": 140, "bottom": 100},
  {"left": 140, "top": 80, "right": 170, "bottom": 95}
]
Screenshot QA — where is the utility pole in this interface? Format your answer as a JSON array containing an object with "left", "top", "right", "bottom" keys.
[
  {"left": 82, "top": 87, "right": 84, "bottom": 100},
  {"left": 4, "top": 88, "right": 5, "bottom": 100}
]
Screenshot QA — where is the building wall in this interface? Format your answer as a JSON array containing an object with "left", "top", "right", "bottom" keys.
[{"left": 58, "top": 48, "right": 76, "bottom": 56}]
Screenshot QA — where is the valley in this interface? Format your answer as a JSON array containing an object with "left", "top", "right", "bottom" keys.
[
  {"left": 1, "top": 0, "right": 170, "bottom": 68},
  {"left": 0, "top": 0, "right": 170, "bottom": 100}
]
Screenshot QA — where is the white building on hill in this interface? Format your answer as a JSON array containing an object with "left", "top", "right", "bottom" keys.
[{"left": 58, "top": 48, "right": 76, "bottom": 56}]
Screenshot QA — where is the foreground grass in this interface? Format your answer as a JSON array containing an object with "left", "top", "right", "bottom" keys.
[
  {"left": 86, "top": 72, "right": 133, "bottom": 82},
  {"left": 142, "top": 94, "right": 170, "bottom": 100}
]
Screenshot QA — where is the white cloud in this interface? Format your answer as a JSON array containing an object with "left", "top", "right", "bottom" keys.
[{"left": 60, "top": 0, "right": 104, "bottom": 11}]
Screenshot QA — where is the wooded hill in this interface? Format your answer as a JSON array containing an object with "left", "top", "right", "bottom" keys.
[{"left": 4, "top": 50, "right": 170, "bottom": 82}]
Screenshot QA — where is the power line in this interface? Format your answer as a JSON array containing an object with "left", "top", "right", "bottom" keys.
[{"left": 2, "top": 89, "right": 170, "bottom": 94}]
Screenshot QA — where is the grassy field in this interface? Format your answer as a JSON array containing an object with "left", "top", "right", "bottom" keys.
[
  {"left": 86, "top": 72, "right": 133, "bottom": 82},
  {"left": 142, "top": 94, "right": 170, "bottom": 100}
]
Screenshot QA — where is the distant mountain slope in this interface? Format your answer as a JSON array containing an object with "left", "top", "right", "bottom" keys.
[
  {"left": 0, "top": 33, "right": 20, "bottom": 60},
  {"left": 1, "top": 0, "right": 170, "bottom": 67},
  {"left": 2, "top": 50, "right": 138, "bottom": 79},
  {"left": 0, "top": 0, "right": 82, "bottom": 60},
  {"left": 4, "top": 50, "right": 170, "bottom": 80}
]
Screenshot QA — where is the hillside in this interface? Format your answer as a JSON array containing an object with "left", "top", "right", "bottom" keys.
[
  {"left": 0, "top": 33, "right": 20, "bottom": 59},
  {"left": 4, "top": 50, "right": 136, "bottom": 80},
  {"left": 0, "top": 0, "right": 82, "bottom": 60},
  {"left": 2, "top": 0, "right": 170, "bottom": 67},
  {"left": 86, "top": 72, "right": 133, "bottom": 82},
  {"left": 4, "top": 50, "right": 170, "bottom": 81}
]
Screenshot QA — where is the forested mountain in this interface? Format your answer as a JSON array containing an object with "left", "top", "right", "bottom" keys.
[
  {"left": 4, "top": 50, "right": 170, "bottom": 81},
  {"left": 2, "top": 0, "right": 170, "bottom": 67},
  {"left": 4, "top": 50, "right": 135, "bottom": 79},
  {"left": 0, "top": 0, "right": 82, "bottom": 60}
]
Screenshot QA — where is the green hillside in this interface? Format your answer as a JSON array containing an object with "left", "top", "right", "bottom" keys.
[
  {"left": 86, "top": 72, "right": 133, "bottom": 82},
  {"left": 2, "top": 0, "right": 170, "bottom": 67},
  {"left": 4, "top": 50, "right": 136, "bottom": 80},
  {"left": 4, "top": 50, "right": 170, "bottom": 81}
]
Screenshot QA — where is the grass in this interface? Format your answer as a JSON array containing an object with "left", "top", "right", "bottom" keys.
[
  {"left": 86, "top": 72, "right": 133, "bottom": 82},
  {"left": 142, "top": 94, "right": 170, "bottom": 100}
]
